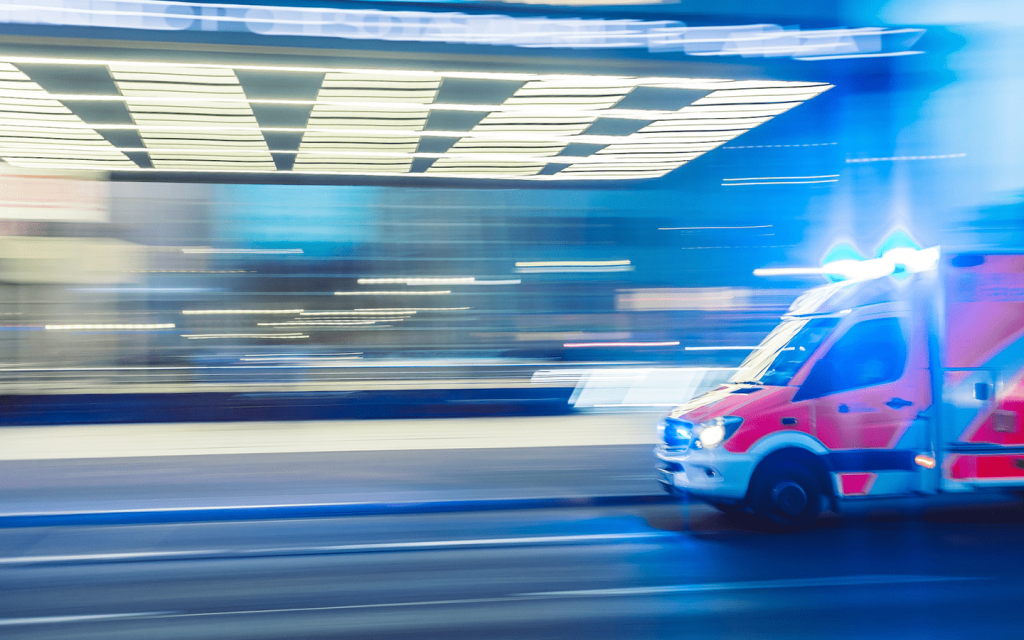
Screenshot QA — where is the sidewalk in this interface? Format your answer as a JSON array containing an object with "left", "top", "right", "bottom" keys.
[
  {"left": 0, "top": 413, "right": 656, "bottom": 460},
  {"left": 1, "top": 414, "right": 667, "bottom": 526}
]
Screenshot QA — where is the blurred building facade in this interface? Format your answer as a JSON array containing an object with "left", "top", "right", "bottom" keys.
[{"left": 0, "top": 0, "right": 1021, "bottom": 382}]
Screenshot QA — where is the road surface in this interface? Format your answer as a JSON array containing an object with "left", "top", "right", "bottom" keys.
[{"left": 2, "top": 502, "right": 1024, "bottom": 639}]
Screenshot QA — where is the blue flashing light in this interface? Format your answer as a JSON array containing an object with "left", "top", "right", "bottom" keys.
[
  {"left": 820, "top": 243, "right": 865, "bottom": 283},
  {"left": 875, "top": 227, "right": 921, "bottom": 258},
  {"left": 663, "top": 418, "right": 692, "bottom": 448}
]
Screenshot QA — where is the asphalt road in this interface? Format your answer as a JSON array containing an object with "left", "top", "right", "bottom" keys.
[
  {"left": 2, "top": 444, "right": 659, "bottom": 514},
  {"left": 5, "top": 415, "right": 1024, "bottom": 638},
  {"left": 3, "top": 502, "right": 1024, "bottom": 639}
]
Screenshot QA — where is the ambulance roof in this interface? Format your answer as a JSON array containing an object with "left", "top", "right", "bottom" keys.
[{"left": 784, "top": 276, "right": 902, "bottom": 317}]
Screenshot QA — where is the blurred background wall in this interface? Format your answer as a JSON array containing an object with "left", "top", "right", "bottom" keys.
[{"left": 0, "top": 0, "right": 1021, "bottom": 386}]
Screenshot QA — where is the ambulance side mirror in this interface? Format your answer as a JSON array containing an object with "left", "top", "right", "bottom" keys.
[{"left": 974, "top": 382, "right": 990, "bottom": 401}]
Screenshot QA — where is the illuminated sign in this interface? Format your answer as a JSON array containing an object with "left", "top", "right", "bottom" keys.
[
  {"left": 0, "top": 0, "right": 922, "bottom": 57},
  {"left": 0, "top": 56, "right": 832, "bottom": 180}
]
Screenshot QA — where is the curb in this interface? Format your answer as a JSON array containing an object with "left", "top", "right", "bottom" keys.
[
  {"left": 0, "top": 387, "right": 576, "bottom": 426},
  {"left": 0, "top": 494, "right": 678, "bottom": 528}
]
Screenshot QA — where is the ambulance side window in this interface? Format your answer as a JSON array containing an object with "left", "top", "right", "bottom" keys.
[{"left": 801, "top": 318, "right": 907, "bottom": 397}]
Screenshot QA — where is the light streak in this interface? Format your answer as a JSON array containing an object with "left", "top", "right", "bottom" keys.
[
  {"left": 564, "top": 341, "right": 680, "bottom": 348},
  {"left": 45, "top": 323, "right": 175, "bottom": 330},
  {"left": 515, "top": 260, "right": 630, "bottom": 267},
  {"left": 357, "top": 277, "right": 475, "bottom": 285},
  {"left": 182, "top": 309, "right": 302, "bottom": 315},
  {"left": 335, "top": 291, "right": 451, "bottom": 296},
  {"left": 684, "top": 346, "right": 762, "bottom": 351},
  {"left": 182, "top": 333, "right": 308, "bottom": 339},
  {"left": 180, "top": 248, "right": 303, "bottom": 254}
]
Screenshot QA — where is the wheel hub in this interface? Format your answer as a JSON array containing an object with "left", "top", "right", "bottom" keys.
[{"left": 771, "top": 481, "right": 808, "bottom": 517}]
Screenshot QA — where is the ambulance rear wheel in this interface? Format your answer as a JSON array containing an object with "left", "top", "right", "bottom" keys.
[{"left": 751, "top": 463, "right": 821, "bottom": 529}]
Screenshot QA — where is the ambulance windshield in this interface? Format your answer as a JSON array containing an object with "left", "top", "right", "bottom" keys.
[{"left": 730, "top": 317, "right": 840, "bottom": 387}]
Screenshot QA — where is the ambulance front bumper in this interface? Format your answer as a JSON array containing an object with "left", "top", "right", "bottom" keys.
[{"left": 655, "top": 445, "right": 756, "bottom": 503}]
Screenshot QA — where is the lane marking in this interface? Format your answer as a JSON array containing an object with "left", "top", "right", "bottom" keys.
[
  {"left": 529, "top": 574, "right": 979, "bottom": 598},
  {"left": 0, "top": 575, "right": 979, "bottom": 625},
  {"left": 152, "top": 598, "right": 517, "bottom": 619},
  {"left": 0, "top": 612, "right": 167, "bottom": 626},
  {"left": 0, "top": 532, "right": 672, "bottom": 566},
  {"left": 0, "top": 550, "right": 224, "bottom": 565}
]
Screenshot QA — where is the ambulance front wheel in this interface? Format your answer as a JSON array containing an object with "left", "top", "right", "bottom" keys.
[{"left": 750, "top": 462, "right": 821, "bottom": 529}]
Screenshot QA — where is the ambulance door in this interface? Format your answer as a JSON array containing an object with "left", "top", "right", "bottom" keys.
[
  {"left": 941, "top": 253, "right": 1024, "bottom": 487},
  {"left": 794, "top": 315, "right": 929, "bottom": 496}
]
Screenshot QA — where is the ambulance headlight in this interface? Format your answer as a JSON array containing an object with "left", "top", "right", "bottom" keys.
[
  {"left": 694, "top": 416, "right": 743, "bottom": 449},
  {"left": 699, "top": 424, "right": 726, "bottom": 447}
]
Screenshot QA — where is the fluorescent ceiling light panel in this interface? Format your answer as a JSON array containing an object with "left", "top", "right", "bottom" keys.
[
  {"left": 0, "top": 57, "right": 832, "bottom": 180},
  {"left": 109, "top": 64, "right": 275, "bottom": 171},
  {"left": 0, "top": 63, "right": 136, "bottom": 169}
]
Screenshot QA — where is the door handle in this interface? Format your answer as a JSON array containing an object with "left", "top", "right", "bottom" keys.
[{"left": 886, "top": 397, "right": 913, "bottom": 410}]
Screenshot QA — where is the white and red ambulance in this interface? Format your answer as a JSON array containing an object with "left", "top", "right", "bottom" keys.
[{"left": 656, "top": 249, "right": 1024, "bottom": 526}]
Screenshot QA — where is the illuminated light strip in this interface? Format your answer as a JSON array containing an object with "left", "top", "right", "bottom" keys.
[
  {"left": 109, "top": 65, "right": 274, "bottom": 171},
  {"left": 465, "top": 280, "right": 521, "bottom": 285},
  {"left": 724, "top": 142, "right": 837, "bottom": 149},
  {"left": 0, "top": 94, "right": 796, "bottom": 119},
  {"left": 300, "top": 310, "right": 417, "bottom": 316},
  {"left": 497, "top": 0, "right": 665, "bottom": 5},
  {"left": 561, "top": 83, "right": 829, "bottom": 177},
  {"left": 0, "top": 54, "right": 799, "bottom": 87},
  {"left": 0, "top": 61, "right": 832, "bottom": 180},
  {"left": 180, "top": 248, "right": 303, "bottom": 254},
  {"left": 182, "top": 309, "right": 303, "bottom": 315},
  {"left": 659, "top": 225, "right": 772, "bottom": 230},
  {"left": 182, "top": 333, "right": 308, "bottom": 339},
  {"left": 758, "top": 249, "right": 938, "bottom": 282},
  {"left": 356, "top": 307, "right": 470, "bottom": 312},
  {"left": 722, "top": 179, "right": 838, "bottom": 186},
  {"left": 256, "top": 320, "right": 383, "bottom": 326},
  {"left": 723, "top": 174, "right": 840, "bottom": 181},
  {"left": 0, "top": 56, "right": 716, "bottom": 88},
  {"left": 0, "top": 55, "right": 538, "bottom": 80},
  {"left": 515, "top": 260, "right": 630, "bottom": 267},
  {"left": 432, "top": 77, "right": 641, "bottom": 176},
  {"left": 0, "top": 122, "right": 751, "bottom": 146},
  {"left": 563, "top": 341, "right": 680, "bottom": 348},
  {"left": 684, "top": 346, "right": 762, "bottom": 351},
  {"left": 0, "top": 64, "right": 136, "bottom": 168},
  {"left": 794, "top": 51, "right": 925, "bottom": 61},
  {"left": 846, "top": 153, "right": 966, "bottom": 163},
  {"left": 295, "top": 71, "right": 440, "bottom": 171},
  {"left": 334, "top": 291, "right": 451, "bottom": 295},
  {"left": 44, "top": 323, "right": 175, "bottom": 330},
  {"left": 516, "top": 265, "right": 637, "bottom": 272},
  {"left": 753, "top": 267, "right": 827, "bottom": 276},
  {"left": 357, "top": 277, "right": 475, "bottom": 285},
  {"left": 0, "top": 162, "right": 671, "bottom": 180}
]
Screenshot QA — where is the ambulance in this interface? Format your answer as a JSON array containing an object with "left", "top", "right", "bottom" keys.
[{"left": 656, "top": 248, "right": 1024, "bottom": 526}]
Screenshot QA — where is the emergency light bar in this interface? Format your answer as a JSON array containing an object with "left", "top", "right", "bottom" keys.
[{"left": 754, "top": 246, "right": 939, "bottom": 280}]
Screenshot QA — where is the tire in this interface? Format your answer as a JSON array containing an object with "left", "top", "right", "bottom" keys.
[{"left": 750, "top": 462, "right": 821, "bottom": 529}]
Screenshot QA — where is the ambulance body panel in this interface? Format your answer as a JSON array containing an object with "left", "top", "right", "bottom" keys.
[{"left": 656, "top": 250, "right": 1024, "bottom": 525}]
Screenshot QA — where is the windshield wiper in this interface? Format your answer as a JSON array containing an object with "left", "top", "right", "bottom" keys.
[{"left": 732, "top": 380, "right": 764, "bottom": 386}]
